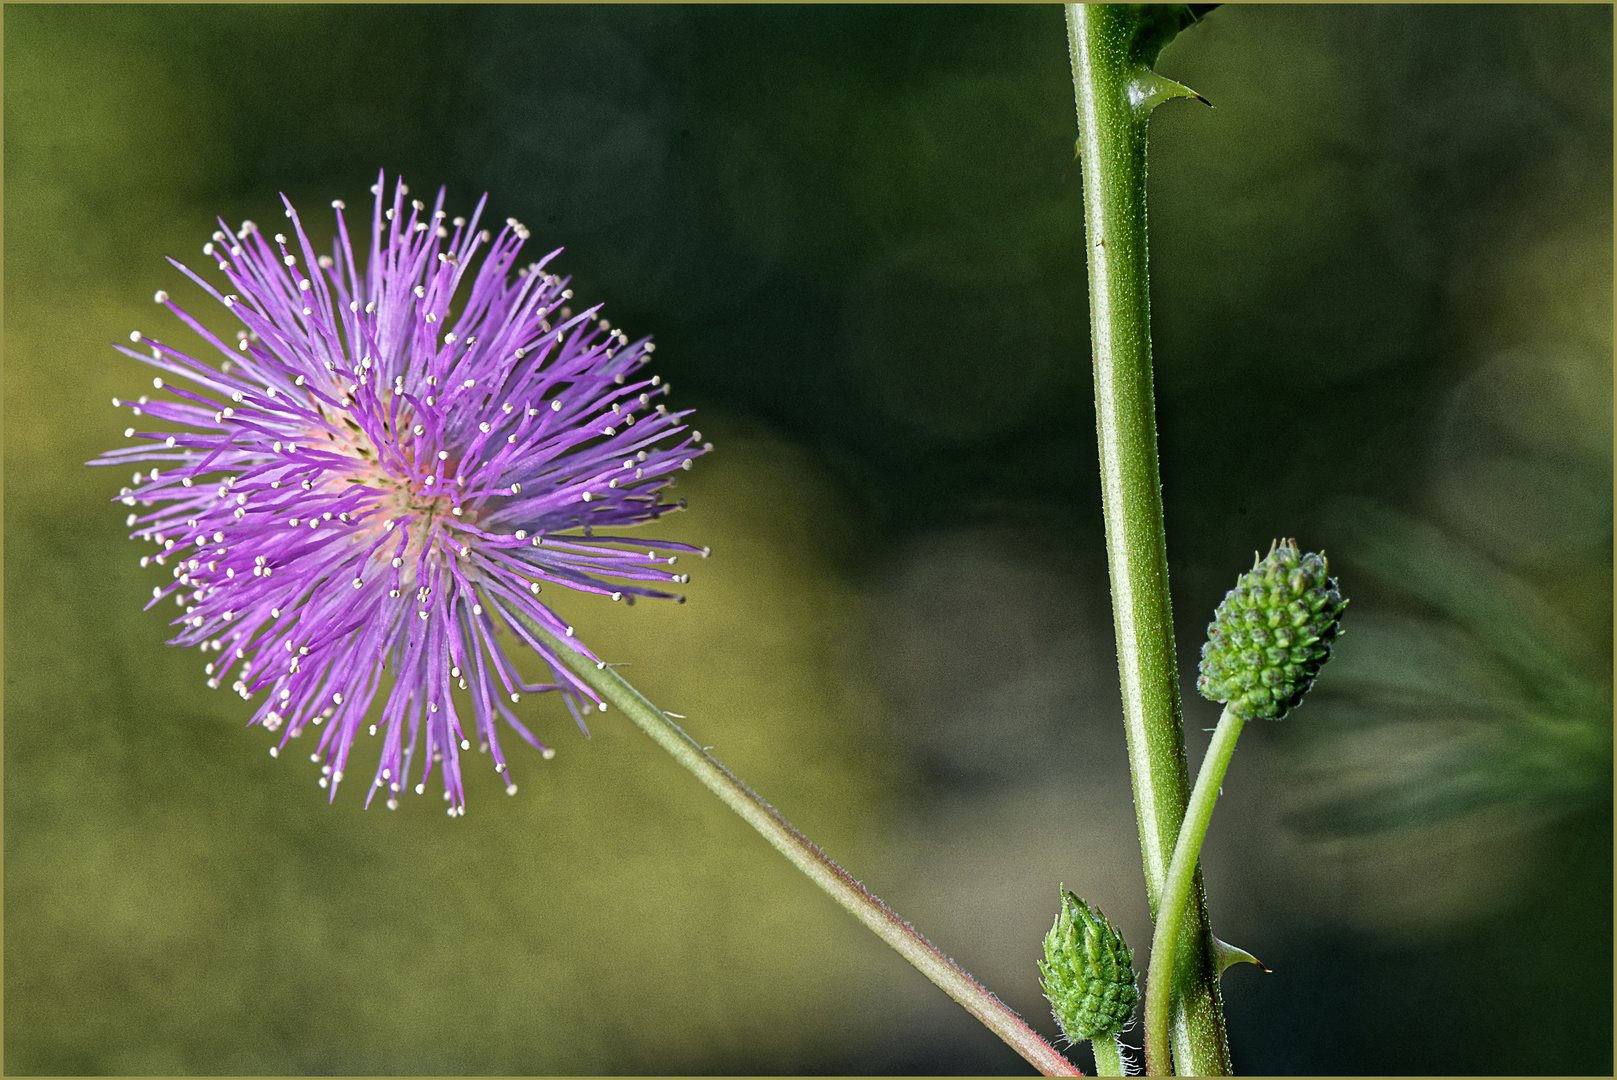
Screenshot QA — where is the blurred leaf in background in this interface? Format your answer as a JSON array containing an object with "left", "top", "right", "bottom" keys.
[
  {"left": 5, "top": 4, "right": 1611, "bottom": 1075},
  {"left": 1290, "top": 144, "right": 1611, "bottom": 880}
]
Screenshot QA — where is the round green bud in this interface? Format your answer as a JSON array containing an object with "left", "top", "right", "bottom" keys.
[
  {"left": 1039, "top": 890, "right": 1138, "bottom": 1043},
  {"left": 1197, "top": 539, "right": 1346, "bottom": 720}
]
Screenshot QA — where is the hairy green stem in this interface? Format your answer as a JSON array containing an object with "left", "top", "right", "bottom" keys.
[
  {"left": 513, "top": 612, "right": 1080, "bottom": 1077},
  {"left": 1065, "top": 5, "right": 1232, "bottom": 1075},
  {"left": 1093, "top": 1033, "right": 1129, "bottom": 1078},
  {"left": 1143, "top": 706, "right": 1246, "bottom": 1077}
]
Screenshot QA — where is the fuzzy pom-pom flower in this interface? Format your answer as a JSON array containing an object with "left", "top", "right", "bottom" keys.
[
  {"left": 94, "top": 173, "right": 711, "bottom": 814},
  {"left": 1197, "top": 539, "right": 1345, "bottom": 721}
]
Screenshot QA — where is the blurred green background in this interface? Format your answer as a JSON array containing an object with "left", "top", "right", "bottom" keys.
[{"left": 5, "top": 5, "right": 1611, "bottom": 1074}]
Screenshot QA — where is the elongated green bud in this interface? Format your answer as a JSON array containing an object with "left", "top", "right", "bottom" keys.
[
  {"left": 1039, "top": 890, "right": 1138, "bottom": 1043},
  {"left": 1197, "top": 539, "right": 1346, "bottom": 720}
]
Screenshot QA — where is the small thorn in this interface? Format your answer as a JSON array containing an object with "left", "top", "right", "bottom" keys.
[{"left": 1212, "top": 935, "right": 1270, "bottom": 976}]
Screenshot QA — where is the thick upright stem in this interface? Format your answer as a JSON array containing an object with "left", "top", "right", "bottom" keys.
[
  {"left": 514, "top": 613, "right": 1081, "bottom": 1077},
  {"left": 1065, "top": 5, "right": 1232, "bottom": 1075}
]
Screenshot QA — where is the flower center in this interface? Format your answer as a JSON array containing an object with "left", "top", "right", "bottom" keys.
[{"left": 312, "top": 406, "right": 475, "bottom": 584}]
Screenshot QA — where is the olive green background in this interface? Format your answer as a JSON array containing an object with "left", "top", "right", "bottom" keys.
[{"left": 5, "top": 5, "right": 1611, "bottom": 1074}]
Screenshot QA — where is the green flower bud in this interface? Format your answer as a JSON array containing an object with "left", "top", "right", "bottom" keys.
[
  {"left": 1198, "top": 539, "right": 1346, "bottom": 720},
  {"left": 1039, "top": 890, "right": 1138, "bottom": 1043}
]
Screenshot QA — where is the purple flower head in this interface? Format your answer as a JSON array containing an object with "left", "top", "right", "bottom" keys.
[{"left": 95, "top": 173, "right": 710, "bottom": 814}]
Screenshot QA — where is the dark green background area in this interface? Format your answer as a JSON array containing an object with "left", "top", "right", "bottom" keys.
[{"left": 5, "top": 5, "right": 1611, "bottom": 1075}]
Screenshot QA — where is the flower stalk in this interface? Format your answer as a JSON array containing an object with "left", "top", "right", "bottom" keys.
[
  {"left": 514, "top": 610, "right": 1083, "bottom": 1077},
  {"left": 1093, "top": 1034, "right": 1129, "bottom": 1078},
  {"left": 1065, "top": 5, "right": 1230, "bottom": 1075},
  {"left": 1141, "top": 706, "right": 1244, "bottom": 1075}
]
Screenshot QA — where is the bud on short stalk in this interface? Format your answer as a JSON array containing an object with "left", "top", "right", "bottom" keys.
[{"left": 1144, "top": 540, "right": 1346, "bottom": 1074}]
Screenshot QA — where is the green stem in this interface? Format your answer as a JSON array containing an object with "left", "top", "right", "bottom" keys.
[
  {"left": 513, "top": 612, "right": 1081, "bottom": 1077},
  {"left": 1093, "top": 1033, "right": 1129, "bottom": 1078},
  {"left": 1065, "top": 5, "right": 1232, "bottom": 1075},
  {"left": 1143, "top": 707, "right": 1246, "bottom": 1077}
]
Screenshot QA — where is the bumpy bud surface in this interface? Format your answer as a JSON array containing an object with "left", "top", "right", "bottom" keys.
[
  {"left": 1040, "top": 891, "right": 1138, "bottom": 1042},
  {"left": 1198, "top": 539, "right": 1346, "bottom": 720}
]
